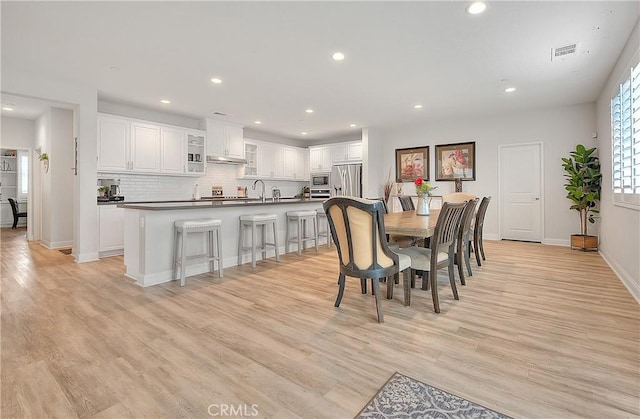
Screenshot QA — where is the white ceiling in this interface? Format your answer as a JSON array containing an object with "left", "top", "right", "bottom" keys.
[{"left": 2, "top": 1, "right": 638, "bottom": 141}]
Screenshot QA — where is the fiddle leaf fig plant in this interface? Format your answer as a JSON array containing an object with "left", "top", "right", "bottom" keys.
[{"left": 561, "top": 144, "right": 602, "bottom": 236}]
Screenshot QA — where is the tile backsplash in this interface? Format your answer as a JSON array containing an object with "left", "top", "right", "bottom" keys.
[{"left": 98, "top": 164, "right": 307, "bottom": 202}]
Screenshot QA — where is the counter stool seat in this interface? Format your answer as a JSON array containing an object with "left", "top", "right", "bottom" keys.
[
  {"left": 286, "top": 210, "right": 319, "bottom": 255},
  {"left": 238, "top": 213, "right": 280, "bottom": 268},
  {"left": 316, "top": 208, "right": 332, "bottom": 248},
  {"left": 173, "top": 218, "right": 223, "bottom": 287}
]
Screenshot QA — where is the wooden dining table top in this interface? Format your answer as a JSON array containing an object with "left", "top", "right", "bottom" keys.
[{"left": 384, "top": 209, "right": 440, "bottom": 238}]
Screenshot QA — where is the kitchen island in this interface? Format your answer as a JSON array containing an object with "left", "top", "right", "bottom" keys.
[{"left": 118, "top": 198, "right": 326, "bottom": 286}]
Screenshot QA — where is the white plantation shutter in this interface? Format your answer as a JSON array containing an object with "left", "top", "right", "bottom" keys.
[{"left": 611, "top": 61, "right": 640, "bottom": 209}]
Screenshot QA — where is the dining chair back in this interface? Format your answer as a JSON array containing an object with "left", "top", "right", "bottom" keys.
[
  {"left": 398, "top": 195, "right": 415, "bottom": 211},
  {"left": 442, "top": 192, "right": 477, "bottom": 203},
  {"left": 455, "top": 198, "right": 479, "bottom": 285},
  {"left": 323, "top": 197, "right": 411, "bottom": 323},
  {"left": 394, "top": 201, "right": 466, "bottom": 313},
  {"left": 472, "top": 196, "right": 491, "bottom": 266},
  {"left": 8, "top": 198, "right": 27, "bottom": 229}
]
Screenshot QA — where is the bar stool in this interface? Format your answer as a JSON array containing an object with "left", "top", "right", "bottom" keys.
[
  {"left": 286, "top": 210, "right": 319, "bottom": 255},
  {"left": 316, "top": 208, "right": 331, "bottom": 248},
  {"left": 238, "top": 214, "right": 280, "bottom": 268},
  {"left": 173, "top": 218, "right": 223, "bottom": 287}
]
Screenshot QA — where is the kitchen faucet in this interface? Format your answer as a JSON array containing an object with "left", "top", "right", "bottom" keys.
[{"left": 252, "top": 179, "right": 266, "bottom": 202}]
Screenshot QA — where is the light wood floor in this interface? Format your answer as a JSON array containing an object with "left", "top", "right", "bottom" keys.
[{"left": 1, "top": 227, "right": 638, "bottom": 418}]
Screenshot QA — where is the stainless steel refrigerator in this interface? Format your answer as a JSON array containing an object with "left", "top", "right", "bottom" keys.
[{"left": 331, "top": 164, "right": 362, "bottom": 197}]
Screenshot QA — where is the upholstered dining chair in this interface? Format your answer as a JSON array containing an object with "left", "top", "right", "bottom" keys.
[
  {"left": 471, "top": 196, "right": 491, "bottom": 266},
  {"left": 455, "top": 198, "right": 479, "bottom": 285},
  {"left": 398, "top": 195, "right": 415, "bottom": 211},
  {"left": 394, "top": 202, "right": 466, "bottom": 313},
  {"left": 8, "top": 198, "right": 27, "bottom": 229},
  {"left": 323, "top": 197, "right": 412, "bottom": 323},
  {"left": 442, "top": 192, "right": 477, "bottom": 203}
]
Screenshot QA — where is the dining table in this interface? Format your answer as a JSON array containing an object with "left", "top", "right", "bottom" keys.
[{"left": 384, "top": 209, "right": 440, "bottom": 239}]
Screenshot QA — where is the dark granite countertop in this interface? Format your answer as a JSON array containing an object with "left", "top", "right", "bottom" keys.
[{"left": 115, "top": 197, "right": 325, "bottom": 210}]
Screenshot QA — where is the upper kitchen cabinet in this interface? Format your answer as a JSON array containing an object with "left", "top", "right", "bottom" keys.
[
  {"left": 97, "top": 115, "right": 129, "bottom": 172},
  {"left": 330, "top": 141, "right": 362, "bottom": 164},
  {"left": 239, "top": 139, "right": 308, "bottom": 181},
  {"left": 309, "top": 141, "right": 362, "bottom": 173},
  {"left": 205, "top": 119, "right": 244, "bottom": 159},
  {"left": 97, "top": 113, "right": 205, "bottom": 176},
  {"left": 160, "top": 127, "right": 186, "bottom": 174},
  {"left": 309, "top": 146, "right": 332, "bottom": 172},
  {"left": 130, "top": 122, "right": 161, "bottom": 173}
]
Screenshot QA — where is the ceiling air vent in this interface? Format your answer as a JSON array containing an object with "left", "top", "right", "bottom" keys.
[
  {"left": 551, "top": 43, "right": 580, "bottom": 61},
  {"left": 213, "top": 111, "right": 227, "bottom": 116}
]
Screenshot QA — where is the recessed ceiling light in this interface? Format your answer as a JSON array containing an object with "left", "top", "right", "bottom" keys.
[
  {"left": 505, "top": 87, "right": 517, "bottom": 93},
  {"left": 332, "top": 52, "right": 345, "bottom": 61},
  {"left": 254, "top": 121, "right": 262, "bottom": 124},
  {"left": 301, "top": 131, "right": 308, "bottom": 135},
  {"left": 110, "top": 66, "right": 120, "bottom": 71},
  {"left": 350, "top": 124, "right": 357, "bottom": 128},
  {"left": 466, "top": 2, "right": 487, "bottom": 15},
  {"left": 305, "top": 109, "right": 314, "bottom": 114},
  {"left": 2, "top": 107, "right": 14, "bottom": 111},
  {"left": 414, "top": 104, "right": 423, "bottom": 109},
  {"left": 210, "top": 77, "right": 222, "bottom": 84},
  {"left": 160, "top": 99, "right": 171, "bottom": 104}
]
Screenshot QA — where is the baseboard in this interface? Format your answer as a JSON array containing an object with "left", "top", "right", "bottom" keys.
[
  {"left": 599, "top": 249, "right": 640, "bottom": 304},
  {"left": 484, "top": 234, "right": 500, "bottom": 241},
  {"left": 40, "top": 240, "right": 73, "bottom": 249},
  {"left": 76, "top": 252, "right": 99, "bottom": 263},
  {"left": 542, "top": 238, "right": 571, "bottom": 246}
]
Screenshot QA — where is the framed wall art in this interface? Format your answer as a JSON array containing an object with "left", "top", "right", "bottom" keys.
[
  {"left": 435, "top": 141, "right": 476, "bottom": 181},
  {"left": 395, "top": 146, "right": 429, "bottom": 182}
]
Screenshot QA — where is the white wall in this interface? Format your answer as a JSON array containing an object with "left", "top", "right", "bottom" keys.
[
  {"left": 380, "top": 103, "right": 597, "bottom": 244},
  {"left": 596, "top": 20, "right": 640, "bottom": 302},
  {"left": 1, "top": 116, "right": 35, "bottom": 149}
]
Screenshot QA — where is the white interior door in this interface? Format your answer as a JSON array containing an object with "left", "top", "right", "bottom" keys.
[{"left": 499, "top": 143, "right": 542, "bottom": 242}]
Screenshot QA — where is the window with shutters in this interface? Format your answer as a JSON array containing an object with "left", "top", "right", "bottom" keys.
[{"left": 611, "top": 59, "right": 640, "bottom": 210}]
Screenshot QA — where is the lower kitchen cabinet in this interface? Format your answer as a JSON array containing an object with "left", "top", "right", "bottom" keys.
[{"left": 98, "top": 205, "right": 124, "bottom": 256}]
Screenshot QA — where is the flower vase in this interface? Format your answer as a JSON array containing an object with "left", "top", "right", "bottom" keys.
[{"left": 416, "top": 194, "right": 431, "bottom": 216}]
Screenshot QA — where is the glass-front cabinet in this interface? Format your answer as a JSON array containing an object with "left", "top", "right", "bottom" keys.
[
  {"left": 187, "top": 133, "right": 206, "bottom": 175},
  {"left": 244, "top": 142, "right": 258, "bottom": 177}
]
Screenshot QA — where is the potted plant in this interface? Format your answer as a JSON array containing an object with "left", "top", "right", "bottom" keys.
[
  {"left": 561, "top": 144, "right": 602, "bottom": 251},
  {"left": 39, "top": 152, "right": 49, "bottom": 173}
]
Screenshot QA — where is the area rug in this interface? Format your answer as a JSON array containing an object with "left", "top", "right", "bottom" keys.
[{"left": 357, "top": 372, "right": 511, "bottom": 419}]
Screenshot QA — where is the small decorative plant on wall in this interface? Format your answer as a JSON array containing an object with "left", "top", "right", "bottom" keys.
[
  {"left": 39, "top": 152, "right": 49, "bottom": 173},
  {"left": 561, "top": 144, "right": 601, "bottom": 251}
]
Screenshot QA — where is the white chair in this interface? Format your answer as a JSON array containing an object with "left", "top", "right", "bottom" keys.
[
  {"left": 285, "top": 210, "right": 318, "bottom": 255},
  {"left": 173, "top": 218, "right": 223, "bottom": 287},
  {"left": 238, "top": 214, "right": 280, "bottom": 268}
]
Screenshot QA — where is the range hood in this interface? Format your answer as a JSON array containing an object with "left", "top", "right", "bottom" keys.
[{"left": 206, "top": 155, "right": 247, "bottom": 165}]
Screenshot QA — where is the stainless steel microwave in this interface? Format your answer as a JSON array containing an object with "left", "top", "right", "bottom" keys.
[{"left": 311, "top": 173, "right": 330, "bottom": 187}]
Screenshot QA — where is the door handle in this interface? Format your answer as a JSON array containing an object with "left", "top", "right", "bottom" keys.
[{"left": 533, "top": 197, "right": 540, "bottom": 200}]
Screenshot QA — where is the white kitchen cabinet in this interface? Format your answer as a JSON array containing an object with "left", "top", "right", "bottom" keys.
[
  {"left": 330, "top": 141, "right": 362, "bottom": 163},
  {"left": 186, "top": 132, "right": 206, "bottom": 175},
  {"left": 243, "top": 141, "right": 258, "bottom": 177},
  {"left": 130, "top": 122, "right": 161, "bottom": 173},
  {"left": 97, "top": 115, "right": 129, "bottom": 171},
  {"left": 309, "top": 146, "right": 332, "bottom": 172},
  {"left": 160, "top": 127, "right": 186, "bottom": 174},
  {"left": 97, "top": 114, "right": 204, "bottom": 176},
  {"left": 281, "top": 146, "right": 308, "bottom": 180},
  {"left": 240, "top": 140, "right": 308, "bottom": 181},
  {"left": 98, "top": 205, "right": 125, "bottom": 255},
  {"left": 205, "top": 119, "right": 244, "bottom": 158}
]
